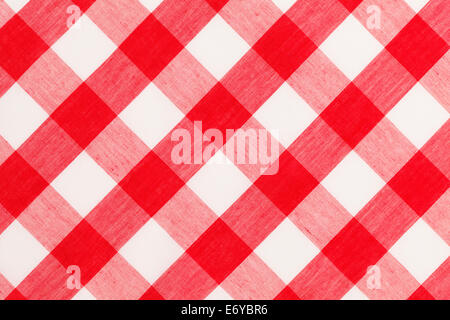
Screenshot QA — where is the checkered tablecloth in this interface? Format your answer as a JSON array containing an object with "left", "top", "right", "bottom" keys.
[{"left": 0, "top": 0, "right": 448, "bottom": 300}]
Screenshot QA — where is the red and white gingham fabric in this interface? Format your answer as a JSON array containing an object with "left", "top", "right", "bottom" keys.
[{"left": 0, "top": 0, "right": 449, "bottom": 300}]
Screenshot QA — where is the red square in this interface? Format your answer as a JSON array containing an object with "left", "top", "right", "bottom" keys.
[
  {"left": 6, "top": 289, "right": 27, "bottom": 300},
  {"left": 388, "top": 152, "right": 449, "bottom": 216},
  {"left": 188, "top": 219, "right": 252, "bottom": 283},
  {"left": 119, "top": 152, "right": 184, "bottom": 217},
  {"left": 253, "top": 15, "right": 316, "bottom": 80},
  {"left": 338, "top": 0, "right": 363, "bottom": 12},
  {"left": 322, "top": 219, "right": 387, "bottom": 283},
  {"left": 321, "top": 83, "right": 384, "bottom": 148},
  {"left": 71, "top": 0, "right": 96, "bottom": 11},
  {"left": 255, "top": 152, "right": 318, "bottom": 215},
  {"left": 0, "top": 15, "right": 48, "bottom": 79},
  {"left": 120, "top": 15, "right": 183, "bottom": 80},
  {"left": 0, "top": 153, "right": 48, "bottom": 218},
  {"left": 275, "top": 286, "right": 300, "bottom": 300},
  {"left": 205, "top": 0, "right": 229, "bottom": 11},
  {"left": 386, "top": 16, "right": 448, "bottom": 80},
  {"left": 187, "top": 83, "right": 252, "bottom": 137},
  {"left": 408, "top": 286, "right": 435, "bottom": 300},
  {"left": 51, "top": 220, "right": 117, "bottom": 284},
  {"left": 140, "top": 286, "right": 164, "bottom": 300},
  {"left": 51, "top": 84, "right": 116, "bottom": 148}
]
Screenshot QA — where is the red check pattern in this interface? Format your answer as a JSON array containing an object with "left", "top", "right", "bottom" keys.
[{"left": 0, "top": 0, "right": 449, "bottom": 300}]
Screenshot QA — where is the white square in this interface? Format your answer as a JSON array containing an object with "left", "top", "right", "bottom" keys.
[
  {"left": 390, "top": 219, "right": 449, "bottom": 283},
  {"left": 271, "top": 0, "right": 297, "bottom": 13},
  {"left": 51, "top": 15, "right": 116, "bottom": 80},
  {"left": 321, "top": 151, "right": 384, "bottom": 215},
  {"left": 341, "top": 286, "right": 369, "bottom": 300},
  {"left": 320, "top": 15, "right": 383, "bottom": 80},
  {"left": 4, "top": 0, "right": 29, "bottom": 12},
  {"left": 120, "top": 219, "right": 183, "bottom": 283},
  {"left": 0, "top": 84, "right": 48, "bottom": 149},
  {"left": 139, "top": 0, "right": 164, "bottom": 12},
  {"left": 205, "top": 286, "right": 233, "bottom": 300},
  {"left": 119, "top": 83, "right": 184, "bottom": 149},
  {"left": 404, "top": 0, "right": 430, "bottom": 12},
  {"left": 51, "top": 151, "right": 116, "bottom": 217},
  {"left": 187, "top": 150, "right": 252, "bottom": 216},
  {"left": 254, "top": 219, "right": 319, "bottom": 283},
  {"left": 186, "top": 15, "right": 250, "bottom": 80},
  {"left": 0, "top": 221, "right": 48, "bottom": 286},
  {"left": 253, "top": 83, "right": 317, "bottom": 148},
  {"left": 387, "top": 83, "right": 448, "bottom": 149},
  {"left": 72, "top": 288, "right": 96, "bottom": 300}
]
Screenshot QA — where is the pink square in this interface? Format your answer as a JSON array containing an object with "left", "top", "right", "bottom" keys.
[
  {"left": 0, "top": 1, "right": 14, "bottom": 29},
  {"left": 422, "top": 190, "right": 449, "bottom": 245},
  {"left": 290, "top": 253, "right": 354, "bottom": 299},
  {"left": 0, "top": 66, "right": 14, "bottom": 98},
  {"left": 154, "top": 186, "right": 217, "bottom": 249},
  {"left": 422, "top": 258, "right": 450, "bottom": 300},
  {"left": 289, "top": 118, "right": 351, "bottom": 181},
  {"left": 18, "top": 118, "right": 81, "bottom": 182},
  {"left": 353, "top": 0, "right": 414, "bottom": 45},
  {"left": 86, "top": 50, "right": 149, "bottom": 114},
  {"left": 221, "top": 0, "right": 281, "bottom": 45},
  {"left": 222, "top": 253, "right": 285, "bottom": 299},
  {"left": 153, "top": 254, "right": 217, "bottom": 299},
  {"left": 222, "top": 49, "right": 283, "bottom": 114},
  {"left": 155, "top": 0, "right": 216, "bottom": 45},
  {"left": 419, "top": 0, "right": 449, "bottom": 44},
  {"left": 222, "top": 185, "right": 285, "bottom": 249},
  {"left": 355, "top": 118, "right": 416, "bottom": 181},
  {"left": 19, "top": 186, "right": 82, "bottom": 251},
  {"left": 87, "top": 254, "right": 149, "bottom": 300},
  {"left": 354, "top": 50, "right": 416, "bottom": 114},
  {"left": 86, "top": 187, "right": 149, "bottom": 250},
  {"left": 0, "top": 135, "right": 14, "bottom": 166},
  {"left": 154, "top": 49, "right": 216, "bottom": 114},
  {"left": 223, "top": 116, "right": 285, "bottom": 182},
  {"left": 421, "top": 122, "right": 449, "bottom": 180},
  {"left": 15, "top": 255, "right": 77, "bottom": 300},
  {"left": 357, "top": 186, "right": 418, "bottom": 249},
  {"left": 87, "top": 0, "right": 148, "bottom": 45},
  {"left": 288, "top": 49, "right": 349, "bottom": 114},
  {"left": 18, "top": 0, "right": 75, "bottom": 46},
  {"left": 152, "top": 118, "right": 204, "bottom": 183},
  {"left": 357, "top": 253, "right": 420, "bottom": 300},
  {"left": 86, "top": 118, "right": 149, "bottom": 182},
  {"left": 0, "top": 203, "right": 14, "bottom": 235},
  {"left": 0, "top": 272, "right": 13, "bottom": 300},
  {"left": 421, "top": 52, "right": 450, "bottom": 112},
  {"left": 287, "top": 0, "right": 349, "bottom": 45},
  {"left": 19, "top": 50, "right": 82, "bottom": 114},
  {"left": 290, "top": 185, "right": 352, "bottom": 249}
]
